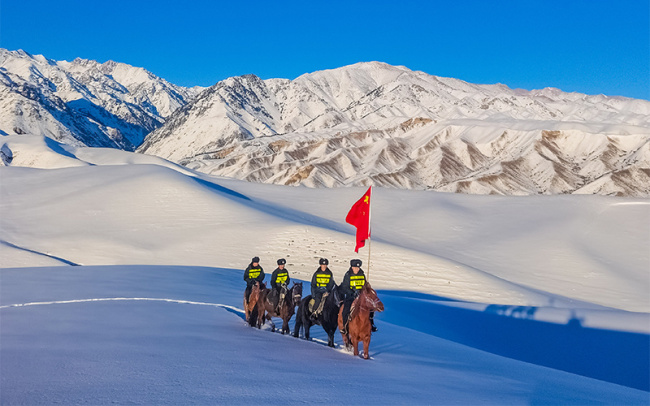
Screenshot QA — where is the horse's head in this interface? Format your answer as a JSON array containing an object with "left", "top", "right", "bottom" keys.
[
  {"left": 360, "top": 282, "right": 384, "bottom": 312},
  {"left": 249, "top": 282, "right": 261, "bottom": 306},
  {"left": 291, "top": 282, "right": 303, "bottom": 305}
]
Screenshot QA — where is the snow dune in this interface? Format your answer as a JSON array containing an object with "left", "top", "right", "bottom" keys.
[{"left": 1, "top": 135, "right": 649, "bottom": 403}]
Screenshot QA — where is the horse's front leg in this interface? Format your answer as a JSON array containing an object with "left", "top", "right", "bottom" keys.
[
  {"left": 339, "top": 327, "right": 351, "bottom": 350},
  {"left": 293, "top": 314, "right": 302, "bottom": 338},
  {"left": 340, "top": 331, "right": 350, "bottom": 350},
  {"left": 267, "top": 313, "right": 275, "bottom": 332},
  {"left": 244, "top": 298, "right": 249, "bottom": 322},
  {"left": 352, "top": 338, "right": 360, "bottom": 357},
  {"left": 256, "top": 307, "right": 264, "bottom": 329},
  {"left": 337, "top": 308, "right": 349, "bottom": 348},
  {"left": 304, "top": 320, "right": 312, "bottom": 340},
  {"left": 363, "top": 336, "right": 370, "bottom": 360},
  {"left": 326, "top": 328, "right": 336, "bottom": 348}
]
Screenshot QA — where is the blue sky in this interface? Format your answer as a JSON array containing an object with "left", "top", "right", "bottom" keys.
[{"left": 2, "top": 0, "right": 648, "bottom": 99}]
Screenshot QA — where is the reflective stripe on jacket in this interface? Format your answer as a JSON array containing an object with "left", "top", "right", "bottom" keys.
[
  {"left": 341, "top": 268, "right": 365, "bottom": 300},
  {"left": 244, "top": 264, "right": 265, "bottom": 284},
  {"left": 349, "top": 274, "right": 365, "bottom": 289},
  {"left": 311, "top": 268, "right": 335, "bottom": 295},
  {"left": 271, "top": 268, "right": 290, "bottom": 289}
]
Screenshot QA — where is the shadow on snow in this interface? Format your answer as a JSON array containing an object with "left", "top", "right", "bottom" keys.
[{"left": 378, "top": 290, "right": 649, "bottom": 392}]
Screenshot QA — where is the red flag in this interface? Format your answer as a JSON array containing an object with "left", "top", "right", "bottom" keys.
[{"left": 346, "top": 186, "right": 372, "bottom": 253}]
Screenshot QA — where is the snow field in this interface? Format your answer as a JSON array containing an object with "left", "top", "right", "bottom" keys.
[{"left": 1, "top": 136, "right": 649, "bottom": 403}]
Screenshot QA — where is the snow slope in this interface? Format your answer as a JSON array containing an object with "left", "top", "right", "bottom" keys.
[
  {"left": 2, "top": 135, "right": 648, "bottom": 312},
  {"left": 1, "top": 135, "right": 649, "bottom": 402},
  {"left": 1, "top": 266, "right": 648, "bottom": 404}
]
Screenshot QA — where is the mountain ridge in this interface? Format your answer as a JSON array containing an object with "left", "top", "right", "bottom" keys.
[
  {"left": 0, "top": 48, "right": 201, "bottom": 150},
  {"left": 1, "top": 49, "right": 648, "bottom": 196},
  {"left": 137, "top": 61, "right": 650, "bottom": 196}
]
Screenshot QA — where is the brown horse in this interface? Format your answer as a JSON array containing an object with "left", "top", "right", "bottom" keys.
[
  {"left": 244, "top": 282, "right": 264, "bottom": 327},
  {"left": 258, "top": 282, "right": 303, "bottom": 334},
  {"left": 338, "top": 281, "right": 384, "bottom": 359}
]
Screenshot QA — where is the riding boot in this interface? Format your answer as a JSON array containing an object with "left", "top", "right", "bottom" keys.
[
  {"left": 370, "top": 311, "right": 378, "bottom": 332},
  {"left": 277, "top": 286, "right": 286, "bottom": 313}
]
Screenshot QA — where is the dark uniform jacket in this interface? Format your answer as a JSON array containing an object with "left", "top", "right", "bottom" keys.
[
  {"left": 244, "top": 263, "right": 265, "bottom": 286},
  {"left": 311, "top": 267, "right": 335, "bottom": 296},
  {"left": 341, "top": 268, "right": 366, "bottom": 300},
  {"left": 271, "top": 267, "right": 290, "bottom": 290}
]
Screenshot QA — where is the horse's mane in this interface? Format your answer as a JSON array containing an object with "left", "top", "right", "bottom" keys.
[{"left": 349, "top": 282, "right": 372, "bottom": 320}]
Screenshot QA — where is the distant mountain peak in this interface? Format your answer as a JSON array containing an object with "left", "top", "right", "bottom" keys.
[
  {"left": 0, "top": 48, "right": 201, "bottom": 150},
  {"left": 138, "top": 62, "right": 650, "bottom": 196}
]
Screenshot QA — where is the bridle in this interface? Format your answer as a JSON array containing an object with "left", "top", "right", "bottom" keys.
[
  {"left": 358, "top": 286, "right": 382, "bottom": 311},
  {"left": 292, "top": 283, "right": 303, "bottom": 305}
]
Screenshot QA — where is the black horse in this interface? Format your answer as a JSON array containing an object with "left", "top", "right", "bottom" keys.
[{"left": 293, "top": 286, "right": 341, "bottom": 347}]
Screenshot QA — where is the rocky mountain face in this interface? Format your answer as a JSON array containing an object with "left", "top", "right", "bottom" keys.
[
  {"left": 138, "top": 62, "right": 650, "bottom": 196},
  {"left": 0, "top": 49, "right": 201, "bottom": 150}
]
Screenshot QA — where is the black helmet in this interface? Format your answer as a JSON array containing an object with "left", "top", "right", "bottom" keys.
[
  {"left": 319, "top": 258, "right": 329, "bottom": 265},
  {"left": 350, "top": 259, "right": 362, "bottom": 267},
  {"left": 252, "top": 256, "right": 260, "bottom": 263},
  {"left": 277, "top": 258, "right": 286, "bottom": 265}
]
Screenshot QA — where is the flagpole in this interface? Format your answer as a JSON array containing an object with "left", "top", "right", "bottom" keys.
[
  {"left": 367, "top": 236, "right": 371, "bottom": 281},
  {"left": 367, "top": 186, "right": 372, "bottom": 281}
]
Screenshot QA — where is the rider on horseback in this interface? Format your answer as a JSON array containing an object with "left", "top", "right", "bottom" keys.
[
  {"left": 269, "top": 258, "right": 291, "bottom": 312},
  {"left": 310, "top": 258, "right": 335, "bottom": 318},
  {"left": 340, "top": 259, "right": 377, "bottom": 334},
  {"left": 244, "top": 256, "right": 265, "bottom": 303}
]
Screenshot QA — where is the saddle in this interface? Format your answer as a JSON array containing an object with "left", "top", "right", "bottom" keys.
[
  {"left": 277, "top": 285, "right": 287, "bottom": 311},
  {"left": 269, "top": 285, "right": 287, "bottom": 314},
  {"left": 308, "top": 292, "right": 329, "bottom": 316}
]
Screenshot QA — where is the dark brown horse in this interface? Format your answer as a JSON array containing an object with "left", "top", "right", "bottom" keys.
[
  {"left": 338, "top": 281, "right": 384, "bottom": 359},
  {"left": 244, "top": 282, "right": 264, "bottom": 327},
  {"left": 259, "top": 282, "right": 303, "bottom": 334}
]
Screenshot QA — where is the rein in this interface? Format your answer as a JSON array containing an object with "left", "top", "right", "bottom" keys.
[{"left": 350, "top": 287, "right": 380, "bottom": 320}]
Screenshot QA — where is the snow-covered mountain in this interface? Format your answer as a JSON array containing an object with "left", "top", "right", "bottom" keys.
[
  {"left": 2, "top": 50, "right": 648, "bottom": 196},
  {"left": 0, "top": 49, "right": 201, "bottom": 150},
  {"left": 138, "top": 62, "right": 650, "bottom": 196}
]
